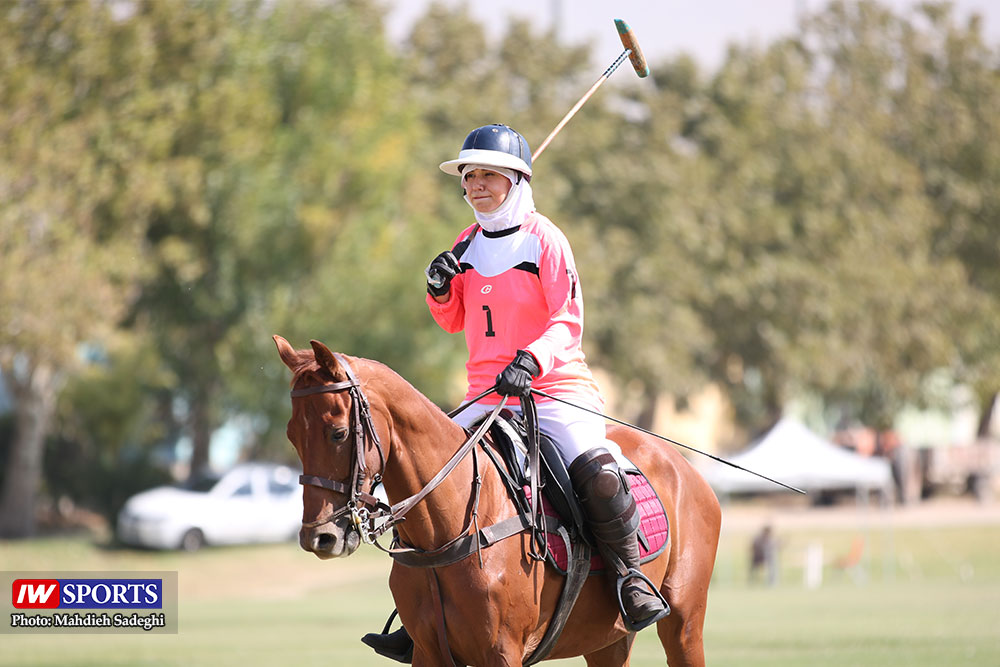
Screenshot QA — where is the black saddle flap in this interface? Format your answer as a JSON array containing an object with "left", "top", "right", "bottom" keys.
[{"left": 536, "top": 434, "right": 586, "bottom": 537}]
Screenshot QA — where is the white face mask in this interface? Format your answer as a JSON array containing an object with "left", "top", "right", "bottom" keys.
[{"left": 460, "top": 165, "right": 536, "bottom": 232}]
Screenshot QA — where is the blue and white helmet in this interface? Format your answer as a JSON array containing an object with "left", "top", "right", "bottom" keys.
[{"left": 439, "top": 124, "right": 532, "bottom": 179}]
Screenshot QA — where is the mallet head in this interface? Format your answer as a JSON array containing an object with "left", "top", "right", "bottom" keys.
[{"left": 614, "top": 18, "right": 649, "bottom": 78}]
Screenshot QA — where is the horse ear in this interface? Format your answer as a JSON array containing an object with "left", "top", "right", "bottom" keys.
[
  {"left": 310, "top": 339, "right": 345, "bottom": 379},
  {"left": 273, "top": 335, "right": 299, "bottom": 371}
]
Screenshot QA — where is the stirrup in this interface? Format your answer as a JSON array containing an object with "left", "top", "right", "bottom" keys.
[
  {"left": 361, "top": 609, "right": 414, "bottom": 664},
  {"left": 615, "top": 568, "right": 671, "bottom": 632}
]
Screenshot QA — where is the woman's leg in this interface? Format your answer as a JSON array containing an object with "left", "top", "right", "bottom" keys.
[{"left": 533, "top": 401, "right": 623, "bottom": 466}]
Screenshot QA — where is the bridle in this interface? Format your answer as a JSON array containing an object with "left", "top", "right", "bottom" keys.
[
  {"left": 289, "top": 353, "right": 510, "bottom": 551},
  {"left": 291, "top": 353, "right": 387, "bottom": 537}
]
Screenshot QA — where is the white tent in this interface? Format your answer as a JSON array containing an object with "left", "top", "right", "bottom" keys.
[{"left": 699, "top": 418, "right": 894, "bottom": 495}]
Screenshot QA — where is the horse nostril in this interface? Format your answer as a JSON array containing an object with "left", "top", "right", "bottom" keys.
[{"left": 314, "top": 533, "right": 337, "bottom": 552}]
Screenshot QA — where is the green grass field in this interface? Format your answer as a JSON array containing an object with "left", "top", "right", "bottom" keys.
[{"left": 2, "top": 504, "right": 998, "bottom": 666}]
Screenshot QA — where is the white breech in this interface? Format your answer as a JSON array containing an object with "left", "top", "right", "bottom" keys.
[{"left": 453, "top": 399, "right": 624, "bottom": 467}]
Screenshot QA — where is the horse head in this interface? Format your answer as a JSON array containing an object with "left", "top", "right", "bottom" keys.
[{"left": 273, "top": 335, "right": 387, "bottom": 560}]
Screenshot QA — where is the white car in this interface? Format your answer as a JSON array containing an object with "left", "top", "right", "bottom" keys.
[{"left": 117, "top": 462, "right": 302, "bottom": 551}]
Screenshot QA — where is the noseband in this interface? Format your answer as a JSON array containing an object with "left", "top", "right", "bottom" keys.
[{"left": 291, "top": 354, "right": 387, "bottom": 536}]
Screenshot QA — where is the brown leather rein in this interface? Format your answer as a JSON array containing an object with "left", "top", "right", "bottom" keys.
[{"left": 290, "top": 354, "right": 508, "bottom": 552}]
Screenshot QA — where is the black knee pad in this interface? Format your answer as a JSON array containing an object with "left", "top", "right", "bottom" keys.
[
  {"left": 568, "top": 448, "right": 616, "bottom": 493},
  {"left": 569, "top": 448, "right": 638, "bottom": 540}
]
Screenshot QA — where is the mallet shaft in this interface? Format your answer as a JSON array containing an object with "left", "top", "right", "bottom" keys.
[
  {"left": 532, "top": 50, "right": 632, "bottom": 162},
  {"left": 532, "top": 19, "right": 649, "bottom": 163}
]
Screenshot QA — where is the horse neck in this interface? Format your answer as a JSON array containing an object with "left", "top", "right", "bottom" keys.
[{"left": 369, "top": 365, "right": 490, "bottom": 551}]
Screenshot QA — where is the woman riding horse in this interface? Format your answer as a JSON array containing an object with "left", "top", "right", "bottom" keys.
[{"left": 364, "top": 124, "right": 668, "bottom": 660}]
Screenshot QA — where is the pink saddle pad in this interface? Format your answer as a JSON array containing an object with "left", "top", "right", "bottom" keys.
[{"left": 524, "top": 472, "right": 669, "bottom": 574}]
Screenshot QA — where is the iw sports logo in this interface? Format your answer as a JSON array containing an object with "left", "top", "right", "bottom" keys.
[{"left": 12, "top": 579, "right": 162, "bottom": 610}]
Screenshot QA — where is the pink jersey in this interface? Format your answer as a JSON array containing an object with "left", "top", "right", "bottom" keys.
[{"left": 426, "top": 212, "right": 605, "bottom": 411}]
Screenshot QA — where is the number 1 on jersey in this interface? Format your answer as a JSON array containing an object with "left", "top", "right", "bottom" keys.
[{"left": 482, "top": 305, "right": 496, "bottom": 337}]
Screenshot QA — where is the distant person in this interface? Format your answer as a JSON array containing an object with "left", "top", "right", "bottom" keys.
[{"left": 750, "top": 524, "right": 777, "bottom": 586}]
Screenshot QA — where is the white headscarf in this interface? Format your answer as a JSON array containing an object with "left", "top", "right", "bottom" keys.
[{"left": 460, "top": 165, "right": 536, "bottom": 233}]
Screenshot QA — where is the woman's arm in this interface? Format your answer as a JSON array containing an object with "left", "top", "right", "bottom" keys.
[
  {"left": 523, "top": 222, "right": 583, "bottom": 376},
  {"left": 426, "top": 273, "right": 466, "bottom": 333}
]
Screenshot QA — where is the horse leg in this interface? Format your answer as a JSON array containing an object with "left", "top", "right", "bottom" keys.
[
  {"left": 583, "top": 633, "right": 635, "bottom": 667},
  {"left": 656, "top": 603, "right": 707, "bottom": 667},
  {"left": 409, "top": 628, "right": 525, "bottom": 667},
  {"left": 655, "top": 540, "right": 717, "bottom": 666}
]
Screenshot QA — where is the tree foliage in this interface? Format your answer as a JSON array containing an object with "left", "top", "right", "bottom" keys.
[
  {"left": 0, "top": 0, "right": 152, "bottom": 535},
  {"left": 1, "top": 0, "right": 998, "bottom": 532}
]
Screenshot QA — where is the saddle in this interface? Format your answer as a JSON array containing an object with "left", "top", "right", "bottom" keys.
[{"left": 486, "top": 410, "right": 670, "bottom": 574}]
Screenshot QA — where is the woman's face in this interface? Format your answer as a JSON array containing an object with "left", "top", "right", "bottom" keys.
[{"left": 463, "top": 168, "right": 512, "bottom": 212}]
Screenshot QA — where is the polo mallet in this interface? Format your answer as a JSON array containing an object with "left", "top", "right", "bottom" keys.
[{"left": 531, "top": 18, "right": 650, "bottom": 162}]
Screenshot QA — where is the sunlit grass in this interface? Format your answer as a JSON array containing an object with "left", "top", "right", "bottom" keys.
[{"left": 2, "top": 515, "right": 999, "bottom": 666}]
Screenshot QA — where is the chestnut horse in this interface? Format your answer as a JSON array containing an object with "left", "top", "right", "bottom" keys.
[{"left": 274, "top": 336, "right": 721, "bottom": 666}]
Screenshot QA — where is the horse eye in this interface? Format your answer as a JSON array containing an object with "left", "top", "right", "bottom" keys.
[{"left": 329, "top": 427, "right": 349, "bottom": 443}]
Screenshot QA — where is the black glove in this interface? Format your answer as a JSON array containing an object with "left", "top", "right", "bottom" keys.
[
  {"left": 495, "top": 350, "right": 541, "bottom": 397},
  {"left": 425, "top": 251, "right": 461, "bottom": 297}
]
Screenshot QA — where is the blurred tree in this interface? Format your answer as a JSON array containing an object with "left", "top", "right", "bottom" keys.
[
  {"left": 5, "top": 0, "right": 998, "bottom": 532},
  {"left": 49, "top": 339, "right": 175, "bottom": 522},
  {"left": 125, "top": 0, "right": 441, "bottom": 471},
  {"left": 577, "top": 1, "right": 981, "bottom": 438},
  {"left": 886, "top": 1, "right": 1000, "bottom": 432},
  {"left": 779, "top": 0, "right": 994, "bottom": 430},
  {"left": 0, "top": 0, "right": 151, "bottom": 536},
  {"left": 0, "top": 0, "right": 444, "bottom": 531}
]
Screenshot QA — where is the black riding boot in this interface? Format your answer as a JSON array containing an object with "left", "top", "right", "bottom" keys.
[
  {"left": 361, "top": 615, "right": 414, "bottom": 664},
  {"left": 569, "top": 448, "right": 670, "bottom": 631}
]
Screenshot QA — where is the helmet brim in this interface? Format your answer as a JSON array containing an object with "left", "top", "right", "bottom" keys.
[{"left": 439, "top": 149, "right": 532, "bottom": 177}]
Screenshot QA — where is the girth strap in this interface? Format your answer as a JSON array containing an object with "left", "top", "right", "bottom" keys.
[{"left": 390, "top": 513, "right": 563, "bottom": 569}]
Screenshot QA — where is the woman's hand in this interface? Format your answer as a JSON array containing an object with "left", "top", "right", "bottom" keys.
[
  {"left": 495, "top": 350, "right": 541, "bottom": 397},
  {"left": 425, "top": 251, "right": 462, "bottom": 297}
]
